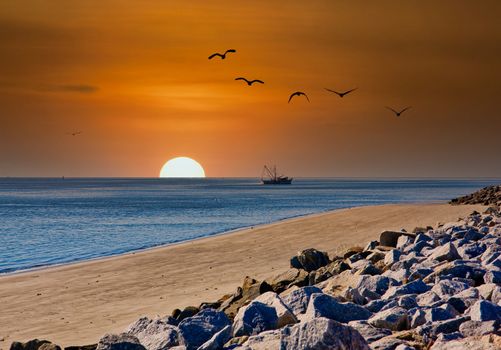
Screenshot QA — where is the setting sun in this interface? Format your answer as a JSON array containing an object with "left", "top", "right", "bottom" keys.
[{"left": 159, "top": 157, "right": 206, "bottom": 178}]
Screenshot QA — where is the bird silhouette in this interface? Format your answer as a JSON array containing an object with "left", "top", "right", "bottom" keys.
[
  {"left": 208, "top": 49, "right": 236, "bottom": 60},
  {"left": 325, "top": 87, "right": 358, "bottom": 98},
  {"left": 235, "top": 77, "right": 264, "bottom": 86},
  {"left": 67, "top": 131, "right": 82, "bottom": 136},
  {"left": 288, "top": 91, "right": 310, "bottom": 103},
  {"left": 385, "top": 106, "right": 411, "bottom": 117}
]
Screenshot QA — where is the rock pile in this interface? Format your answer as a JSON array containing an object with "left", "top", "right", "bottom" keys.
[
  {"left": 10, "top": 208, "right": 501, "bottom": 350},
  {"left": 450, "top": 185, "right": 501, "bottom": 207}
]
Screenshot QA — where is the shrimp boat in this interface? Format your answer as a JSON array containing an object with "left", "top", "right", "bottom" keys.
[{"left": 261, "top": 165, "right": 293, "bottom": 185}]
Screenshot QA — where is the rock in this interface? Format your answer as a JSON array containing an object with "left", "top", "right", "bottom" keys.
[
  {"left": 397, "top": 235, "right": 414, "bottom": 250},
  {"left": 428, "top": 242, "right": 461, "bottom": 262},
  {"left": 253, "top": 292, "right": 297, "bottom": 327},
  {"left": 242, "top": 329, "right": 281, "bottom": 349},
  {"left": 178, "top": 308, "right": 231, "bottom": 350},
  {"left": 341, "top": 287, "right": 366, "bottom": 305},
  {"left": 232, "top": 301, "right": 278, "bottom": 337},
  {"left": 484, "top": 271, "right": 501, "bottom": 284},
  {"left": 356, "top": 275, "right": 399, "bottom": 295},
  {"left": 64, "top": 346, "right": 96, "bottom": 350},
  {"left": 416, "top": 316, "right": 470, "bottom": 339},
  {"left": 303, "top": 293, "right": 372, "bottom": 323},
  {"left": 10, "top": 340, "right": 62, "bottom": 350},
  {"left": 476, "top": 283, "right": 499, "bottom": 300},
  {"left": 416, "top": 291, "right": 441, "bottom": 306},
  {"left": 266, "top": 268, "right": 309, "bottom": 293},
  {"left": 219, "top": 276, "right": 273, "bottom": 318},
  {"left": 380, "top": 231, "right": 414, "bottom": 248},
  {"left": 381, "top": 280, "right": 430, "bottom": 300},
  {"left": 197, "top": 325, "right": 232, "bottom": 350},
  {"left": 368, "top": 306, "right": 409, "bottom": 331},
  {"left": 311, "top": 259, "right": 351, "bottom": 284},
  {"left": 347, "top": 320, "right": 392, "bottom": 342},
  {"left": 431, "top": 279, "right": 471, "bottom": 299},
  {"left": 430, "top": 334, "right": 501, "bottom": 350},
  {"left": 384, "top": 249, "right": 402, "bottom": 266},
  {"left": 468, "top": 300, "right": 501, "bottom": 322},
  {"left": 424, "top": 306, "right": 457, "bottom": 323},
  {"left": 176, "top": 307, "right": 199, "bottom": 321},
  {"left": 459, "top": 320, "right": 500, "bottom": 337},
  {"left": 291, "top": 248, "right": 330, "bottom": 272},
  {"left": 125, "top": 317, "right": 180, "bottom": 350},
  {"left": 343, "top": 246, "right": 364, "bottom": 259},
  {"left": 282, "top": 286, "right": 322, "bottom": 316},
  {"left": 96, "top": 334, "right": 145, "bottom": 350},
  {"left": 281, "top": 317, "right": 370, "bottom": 350},
  {"left": 365, "top": 240, "right": 379, "bottom": 251}
]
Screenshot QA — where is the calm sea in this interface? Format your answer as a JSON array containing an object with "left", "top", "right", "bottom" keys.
[{"left": 0, "top": 178, "right": 498, "bottom": 274}]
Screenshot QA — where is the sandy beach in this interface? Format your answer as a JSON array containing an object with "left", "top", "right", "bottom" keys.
[{"left": 0, "top": 203, "right": 485, "bottom": 348}]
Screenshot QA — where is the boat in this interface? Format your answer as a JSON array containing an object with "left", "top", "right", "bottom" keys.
[{"left": 261, "top": 165, "right": 293, "bottom": 185}]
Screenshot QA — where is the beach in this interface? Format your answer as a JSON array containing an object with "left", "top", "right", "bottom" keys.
[{"left": 0, "top": 203, "right": 485, "bottom": 348}]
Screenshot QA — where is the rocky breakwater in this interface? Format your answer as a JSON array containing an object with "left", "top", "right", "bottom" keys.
[
  {"left": 10, "top": 208, "right": 501, "bottom": 350},
  {"left": 450, "top": 185, "right": 501, "bottom": 207}
]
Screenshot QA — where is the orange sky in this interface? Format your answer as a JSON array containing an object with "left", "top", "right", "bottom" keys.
[{"left": 1, "top": 1, "right": 500, "bottom": 177}]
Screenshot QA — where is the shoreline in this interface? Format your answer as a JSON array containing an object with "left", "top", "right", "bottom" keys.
[
  {"left": 1, "top": 201, "right": 445, "bottom": 277},
  {"left": 0, "top": 202, "right": 485, "bottom": 347}
]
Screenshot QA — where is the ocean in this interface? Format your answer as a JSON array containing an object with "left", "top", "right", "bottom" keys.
[{"left": 0, "top": 178, "right": 498, "bottom": 274}]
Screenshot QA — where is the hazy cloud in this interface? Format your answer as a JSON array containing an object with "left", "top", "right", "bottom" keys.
[{"left": 39, "top": 84, "right": 99, "bottom": 94}]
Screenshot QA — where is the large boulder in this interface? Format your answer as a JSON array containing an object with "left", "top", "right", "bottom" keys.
[
  {"left": 125, "top": 317, "right": 180, "bottom": 350},
  {"left": 218, "top": 276, "right": 272, "bottom": 318},
  {"left": 178, "top": 309, "right": 231, "bottom": 350},
  {"left": 430, "top": 334, "right": 501, "bottom": 350},
  {"left": 468, "top": 300, "right": 501, "bottom": 322},
  {"left": 428, "top": 242, "right": 461, "bottom": 262},
  {"left": 459, "top": 320, "right": 500, "bottom": 337},
  {"left": 253, "top": 292, "right": 297, "bottom": 327},
  {"left": 282, "top": 286, "right": 322, "bottom": 316},
  {"left": 96, "top": 334, "right": 145, "bottom": 350},
  {"left": 290, "top": 248, "right": 330, "bottom": 272},
  {"left": 368, "top": 306, "right": 409, "bottom": 331},
  {"left": 242, "top": 329, "right": 281, "bottom": 349},
  {"left": 380, "top": 231, "right": 415, "bottom": 248},
  {"left": 431, "top": 279, "right": 471, "bottom": 299},
  {"left": 381, "top": 280, "right": 430, "bottom": 300},
  {"left": 10, "top": 340, "right": 61, "bottom": 350},
  {"left": 232, "top": 301, "right": 278, "bottom": 337},
  {"left": 281, "top": 317, "right": 370, "bottom": 350},
  {"left": 347, "top": 320, "right": 392, "bottom": 343},
  {"left": 197, "top": 325, "right": 232, "bottom": 350},
  {"left": 303, "top": 293, "right": 372, "bottom": 323},
  {"left": 265, "top": 268, "right": 309, "bottom": 293}
]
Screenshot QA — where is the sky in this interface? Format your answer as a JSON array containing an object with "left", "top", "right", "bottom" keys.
[{"left": 0, "top": 0, "right": 500, "bottom": 177}]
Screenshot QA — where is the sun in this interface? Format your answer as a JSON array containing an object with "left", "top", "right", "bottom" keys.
[{"left": 159, "top": 157, "right": 206, "bottom": 178}]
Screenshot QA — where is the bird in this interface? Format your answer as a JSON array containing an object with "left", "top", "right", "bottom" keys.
[
  {"left": 235, "top": 77, "right": 264, "bottom": 86},
  {"left": 324, "top": 87, "right": 358, "bottom": 98},
  {"left": 288, "top": 91, "right": 310, "bottom": 103},
  {"left": 385, "top": 106, "right": 411, "bottom": 117},
  {"left": 208, "top": 49, "right": 236, "bottom": 60},
  {"left": 67, "top": 131, "right": 82, "bottom": 136}
]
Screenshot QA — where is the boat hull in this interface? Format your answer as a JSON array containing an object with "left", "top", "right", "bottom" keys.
[{"left": 262, "top": 178, "right": 293, "bottom": 185}]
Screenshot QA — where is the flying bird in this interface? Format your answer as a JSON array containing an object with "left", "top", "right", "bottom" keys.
[
  {"left": 208, "top": 49, "right": 236, "bottom": 60},
  {"left": 288, "top": 91, "right": 310, "bottom": 103},
  {"left": 67, "top": 131, "right": 82, "bottom": 136},
  {"left": 235, "top": 77, "right": 264, "bottom": 86},
  {"left": 385, "top": 106, "right": 411, "bottom": 117},
  {"left": 325, "top": 87, "right": 358, "bottom": 98}
]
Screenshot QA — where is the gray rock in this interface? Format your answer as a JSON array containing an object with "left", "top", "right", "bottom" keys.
[
  {"left": 125, "top": 317, "right": 179, "bottom": 350},
  {"left": 424, "top": 306, "right": 456, "bottom": 323},
  {"left": 282, "top": 286, "right": 322, "bottom": 316},
  {"left": 416, "top": 316, "right": 470, "bottom": 339},
  {"left": 10, "top": 340, "right": 62, "bottom": 350},
  {"left": 232, "top": 301, "right": 278, "bottom": 337},
  {"left": 416, "top": 291, "right": 441, "bottom": 307},
  {"left": 428, "top": 243, "right": 461, "bottom": 262},
  {"left": 431, "top": 280, "right": 471, "bottom": 299},
  {"left": 347, "top": 320, "right": 392, "bottom": 342},
  {"left": 266, "top": 268, "right": 309, "bottom": 293},
  {"left": 430, "top": 334, "right": 501, "bottom": 350},
  {"left": 368, "top": 306, "right": 409, "bottom": 331},
  {"left": 369, "top": 336, "right": 407, "bottom": 350},
  {"left": 384, "top": 249, "right": 402, "bottom": 266},
  {"left": 303, "top": 293, "right": 372, "bottom": 323},
  {"left": 96, "top": 334, "right": 145, "bottom": 350},
  {"left": 281, "top": 317, "right": 370, "bottom": 350},
  {"left": 252, "top": 292, "right": 297, "bottom": 328},
  {"left": 197, "top": 325, "right": 232, "bottom": 350},
  {"left": 397, "top": 235, "right": 414, "bottom": 250},
  {"left": 242, "top": 329, "right": 281, "bottom": 350},
  {"left": 476, "top": 283, "right": 499, "bottom": 300},
  {"left": 382, "top": 280, "right": 430, "bottom": 300},
  {"left": 468, "top": 300, "right": 501, "bottom": 322},
  {"left": 459, "top": 320, "right": 500, "bottom": 337},
  {"left": 178, "top": 309, "right": 231, "bottom": 350},
  {"left": 484, "top": 270, "right": 501, "bottom": 284}
]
